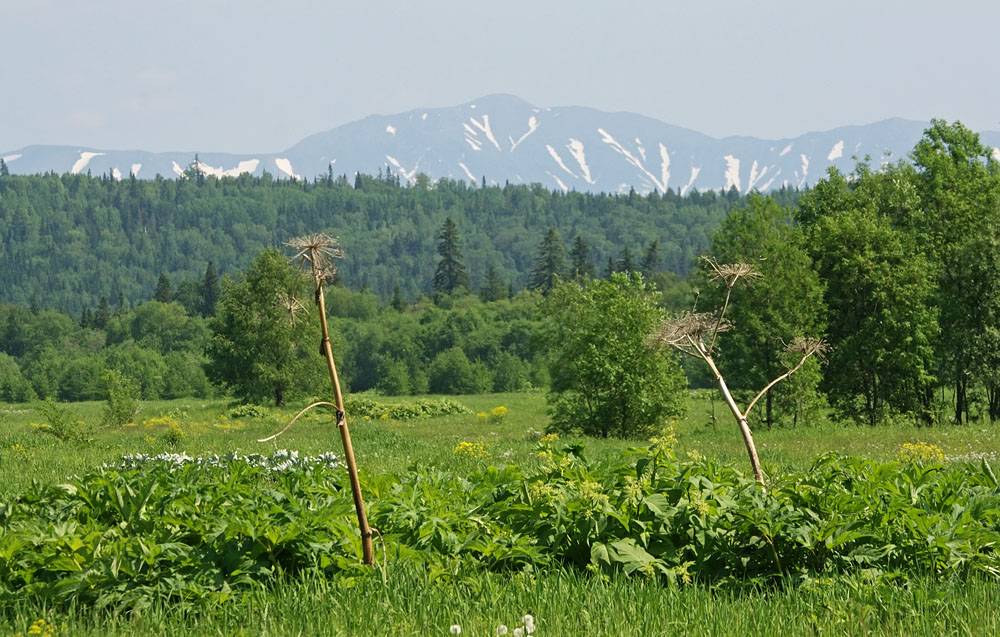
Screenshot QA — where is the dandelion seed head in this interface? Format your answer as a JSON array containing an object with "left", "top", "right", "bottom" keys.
[{"left": 450, "top": 625, "right": 462, "bottom": 635}]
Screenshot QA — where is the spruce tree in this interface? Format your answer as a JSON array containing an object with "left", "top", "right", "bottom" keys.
[
  {"left": 201, "top": 261, "right": 220, "bottom": 317},
  {"left": 94, "top": 297, "right": 111, "bottom": 329},
  {"left": 479, "top": 264, "right": 508, "bottom": 302},
  {"left": 640, "top": 239, "right": 661, "bottom": 278},
  {"left": 154, "top": 273, "right": 173, "bottom": 303},
  {"left": 569, "top": 235, "right": 596, "bottom": 281},
  {"left": 433, "top": 217, "right": 469, "bottom": 295},
  {"left": 618, "top": 246, "right": 637, "bottom": 274},
  {"left": 528, "top": 228, "right": 567, "bottom": 293}
]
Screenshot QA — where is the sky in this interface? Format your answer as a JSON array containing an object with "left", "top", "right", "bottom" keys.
[{"left": 2, "top": 0, "right": 998, "bottom": 154}]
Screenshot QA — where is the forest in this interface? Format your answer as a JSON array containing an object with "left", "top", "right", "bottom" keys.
[{"left": 1, "top": 119, "right": 999, "bottom": 431}]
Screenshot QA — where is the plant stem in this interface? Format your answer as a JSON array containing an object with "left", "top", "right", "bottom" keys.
[{"left": 316, "top": 283, "right": 374, "bottom": 565}]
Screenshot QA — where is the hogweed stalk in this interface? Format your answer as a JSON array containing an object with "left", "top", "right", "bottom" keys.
[
  {"left": 651, "top": 258, "right": 827, "bottom": 486},
  {"left": 264, "top": 234, "right": 375, "bottom": 565}
]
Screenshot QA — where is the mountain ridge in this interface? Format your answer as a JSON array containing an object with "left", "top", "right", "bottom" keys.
[{"left": 4, "top": 95, "right": 999, "bottom": 193}]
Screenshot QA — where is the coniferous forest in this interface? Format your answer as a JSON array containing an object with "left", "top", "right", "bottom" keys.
[{"left": 2, "top": 119, "right": 1000, "bottom": 432}]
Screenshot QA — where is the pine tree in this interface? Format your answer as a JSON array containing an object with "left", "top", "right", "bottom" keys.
[
  {"left": 528, "top": 228, "right": 567, "bottom": 293},
  {"left": 618, "top": 247, "right": 636, "bottom": 274},
  {"left": 154, "top": 272, "right": 173, "bottom": 303},
  {"left": 433, "top": 217, "right": 470, "bottom": 295},
  {"left": 391, "top": 284, "right": 405, "bottom": 311},
  {"left": 94, "top": 297, "right": 111, "bottom": 329},
  {"left": 0, "top": 159, "right": 8, "bottom": 177},
  {"left": 569, "top": 235, "right": 596, "bottom": 281},
  {"left": 479, "top": 264, "right": 508, "bottom": 302},
  {"left": 201, "top": 261, "right": 220, "bottom": 317},
  {"left": 604, "top": 256, "right": 617, "bottom": 279},
  {"left": 640, "top": 239, "right": 661, "bottom": 278}
]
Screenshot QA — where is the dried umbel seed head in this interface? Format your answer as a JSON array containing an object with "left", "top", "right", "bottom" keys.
[
  {"left": 784, "top": 336, "right": 830, "bottom": 360},
  {"left": 275, "top": 292, "right": 306, "bottom": 323},
  {"left": 702, "top": 257, "right": 762, "bottom": 286},
  {"left": 286, "top": 234, "right": 345, "bottom": 282},
  {"left": 650, "top": 311, "right": 730, "bottom": 349}
]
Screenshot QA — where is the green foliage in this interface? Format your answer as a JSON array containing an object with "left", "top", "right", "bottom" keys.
[
  {"left": 428, "top": 347, "right": 493, "bottom": 395},
  {"left": 433, "top": 217, "right": 470, "bottom": 295},
  {"left": 346, "top": 396, "right": 471, "bottom": 420},
  {"left": 799, "top": 166, "right": 938, "bottom": 425},
  {"left": 541, "top": 274, "right": 687, "bottom": 438},
  {"left": 205, "top": 249, "right": 324, "bottom": 406},
  {"left": 102, "top": 369, "right": 142, "bottom": 428},
  {"left": 0, "top": 172, "right": 741, "bottom": 312},
  {"left": 528, "top": 228, "right": 567, "bottom": 293},
  {"left": 7, "top": 443, "right": 1000, "bottom": 611},
  {"left": 36, "top": 399, "right": 89, "bottom": 444},
  {"left": 705, "top": 194, "right": 826, "bottom": 427}
]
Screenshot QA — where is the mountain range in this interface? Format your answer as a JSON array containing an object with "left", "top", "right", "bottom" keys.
[{"left": 4, "top": 94, "right": 999, "bottom": 194}]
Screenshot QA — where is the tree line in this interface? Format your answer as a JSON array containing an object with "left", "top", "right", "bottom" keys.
[
  {"left": 0, "top": 164, "right": 764, "bottom": 314},
  {"left": 2, "top": 120, "right": 999, "bottom": 433}
]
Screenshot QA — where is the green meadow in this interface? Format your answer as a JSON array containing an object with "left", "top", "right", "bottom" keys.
[{"left": 3, "top": 391, "right": 1000, "bottom": 636}]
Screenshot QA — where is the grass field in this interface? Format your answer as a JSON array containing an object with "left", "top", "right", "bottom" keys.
[{"left": 3, "top": 391, "right": 1000, "bottom": 635}]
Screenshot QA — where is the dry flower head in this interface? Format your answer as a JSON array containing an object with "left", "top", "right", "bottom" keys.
[
  {"left": 286, "top": 234, "right": 345, "bottom": 284},
  {"left": 650, "top": 311, "right": 730, "bottom": 355},
  {"left": 702, "top": 257, "right": 762, "bottom": 287}
]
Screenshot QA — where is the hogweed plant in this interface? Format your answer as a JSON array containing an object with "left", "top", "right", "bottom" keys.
[
  {"left": 257, "top": 233, "right": 375, "bottom": 565},
  {"left": 650, "top": 257, "right": 828, "bottom": 485}
]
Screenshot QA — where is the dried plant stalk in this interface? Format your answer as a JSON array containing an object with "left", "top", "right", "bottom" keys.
[
  {"left": 284, "top": 234, "right": 374, "bottom": 565},
  {"left": 651, "top": 258, "right": 827, "bottom": 486}
]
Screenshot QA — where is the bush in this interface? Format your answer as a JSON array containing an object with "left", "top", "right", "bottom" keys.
[
  {"left": 102, "top": 368, "right": 142, "bottom": 427},
  {"left": 541, "top": 274, "right": 686, "bottom": 439},
  {"left": 491, "top": 352, "right": 528, "bottom": 392},
  {"left": 428, "top": 347, "right": 492, "bottom": 395}
]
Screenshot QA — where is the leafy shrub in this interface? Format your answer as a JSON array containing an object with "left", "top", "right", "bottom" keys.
[
  {"left": 102, "top": 368, "right": 142, "bottom": 428},
  {"left": 346, "top": 397, "right": 471, "bottom": 420},
  {"left": 228, "top": 403, "right": 269, "bottom": 419},
  {"left": 32, "top": 400, "right": 89, "bottom": 444},
  {"left": 428, "top": 347, "right": 492, "bottom": 394}
]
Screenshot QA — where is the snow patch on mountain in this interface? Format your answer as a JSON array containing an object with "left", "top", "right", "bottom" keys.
[
  {"left": 465, "top": 138, "right": 482, "bottom": 151},
  {"left": 747, "top": 160, "right": 768, "bottom": 191},
  {"left": 598, "top": 128, "right": 666, "bottom": 191},
  {"left": 386, "top": 125, "right": 396, "bottom": 136},
  {"left": 658, "top": 143, "right": 670, "bottom": 191},
  {"left": 993, "top": 147, "right": 1000, "bottom": 162},
  {"left": 274, "top": 158, "right": 300, "bottom": 180},
  {"left": 799, "top": 154, "right": 809, "bottom": 186},
  {"left": 71, "top": 151, "right": 104, "bottom": 174},
  {"left": 3, "top": 154, "right": 21, "bottom": 163},
  {"left": 567, "top": 138, "right": 594, "bottom": 184},
  {"left": 758, "top": 170, "right": 779, "bottom": 192},
  {"left": 546, "top": 171, "right": 568, "bottom": 192},
  {"left": 385, "top": 155, "right": 417, "bottom": 184},
  {"left": 509, "top": 116, "right": 539, "bottom": 152},
  {"left": 681, "top": 166, "right": 700, "bottom": 196},
  {"left": 112, "top": 167, "right": 121, "bottom": 180},
  {"left": 421, "top": 113, "right": 428, "bottom": 120},
  {"left": 130, "top": 163, "right": 142, "bottom": 176},
  {"left": 457, "top": 162, "right": 476, "bottom": 183},
  {"left": 723, "top": 155, "right": 741, "bottom": 192},
  {"left": 546, "top": 144, "right": 576, "bottom": 177},
  {"left": 195, "top": 158, "right": 260, "bottom": 179},
  {"left": 779, "top": 144, "right": 792, "bottom": 157},
  {"left": 172, "top": 161, "right": 184, "bottom": 177},
  {"left": 827, "top": 140, "right": 844, "bottom": 161},
  {"left": 469, "top": 115, "right": 501, "bottom": 151}
]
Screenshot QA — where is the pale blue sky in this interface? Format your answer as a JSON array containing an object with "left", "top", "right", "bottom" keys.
[{"left": 2, "top": 0, "right": 997, "bottom": 153}]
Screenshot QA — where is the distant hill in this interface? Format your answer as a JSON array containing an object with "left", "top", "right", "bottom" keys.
[{"left": 5, "top": 95, "right": 999, "bottom": 193}]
